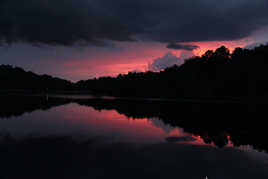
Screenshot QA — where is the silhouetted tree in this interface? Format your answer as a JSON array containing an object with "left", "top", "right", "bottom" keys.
[
  {"left": 85, "top": 44, "right": 268, "bottom": 100},
  {"left": 0, "top": 65, "right": 74, "bottom": 91}
]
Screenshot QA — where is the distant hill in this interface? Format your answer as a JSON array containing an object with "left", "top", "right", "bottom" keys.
[
  {"left": 3, "top": 43, "right": 268, "bottom": 100},
  {"left": 0, "top": 65, "right": 74, "bottom": 91},
  {"left": 76, "top": 43, "right": 268, "bottom": 100}
]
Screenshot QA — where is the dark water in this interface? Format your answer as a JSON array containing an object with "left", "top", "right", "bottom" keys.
[{"left": 1, "top": 93, "right": 268, "bottom": 179}]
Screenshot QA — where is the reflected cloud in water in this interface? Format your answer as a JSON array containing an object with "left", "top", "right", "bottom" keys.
[{"left": 1, "top": 131, "right": 268, "bottom": 179}]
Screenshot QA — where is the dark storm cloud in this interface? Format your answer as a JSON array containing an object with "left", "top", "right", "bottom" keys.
[
  {"left": 166, "top": 43, "right": 199, "bottom": 51},
  {"left": 1, "top": 0, "right": 268, "bottom": 46},
  {"left": 0, "top": 0, "right": 146, "bottom": 46},
  {"left": 165, "top": 136, "right": 197, "bottom": 143}
]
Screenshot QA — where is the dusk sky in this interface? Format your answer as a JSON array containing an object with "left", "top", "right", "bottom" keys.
[{"left": 1, "top": 0, "right": 268, "bottom": 82}]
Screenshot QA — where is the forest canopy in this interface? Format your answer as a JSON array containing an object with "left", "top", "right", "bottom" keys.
[
  {"left": 2, "top": 43, "right": 268, "bottom": 100},
  {"left": 77, "top": 43, "right": 268, "bottom": 100},
  {"left": 0, "top": 65, "right": 73, "bottom": 91}
]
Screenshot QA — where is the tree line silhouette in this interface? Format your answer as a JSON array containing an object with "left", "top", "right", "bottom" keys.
[
  {"left": 77, "top": 43, "right": 268, "bottom": 100},
  {"left": 2, "top": 43, "right": 268, "bottom": 100},
  {"left": 0, "top": 65, "right": 74, "bottom": 91}
]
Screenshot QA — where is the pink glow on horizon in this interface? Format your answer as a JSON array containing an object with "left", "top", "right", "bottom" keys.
[
  {"left": 43, "top": 38, "right": 255, "bottom": 81},
  {"left": 58, "top": 45, "right": 168, "bottom": 80},
  {"left": 90, "top": 38, "right": 254, "bottom": 78}
]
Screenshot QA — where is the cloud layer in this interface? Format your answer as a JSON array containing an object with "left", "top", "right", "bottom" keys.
[
  {"left": 1, "top": 0, "right": 268, "bottom": 46},
  {"left": 166, "top": 43, "right": 199, "bottom": 51}
]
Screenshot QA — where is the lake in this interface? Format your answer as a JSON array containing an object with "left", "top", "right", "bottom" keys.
[{"left": 1, "top": 93, "right": 268, "bottom": 179}]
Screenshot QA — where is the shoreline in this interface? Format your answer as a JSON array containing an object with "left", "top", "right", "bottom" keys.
[{"left": 2, "top": 89, "right": 268, "bottom": 104}]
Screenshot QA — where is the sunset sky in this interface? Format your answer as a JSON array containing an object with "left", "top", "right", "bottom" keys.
[{"left": 1, "top": 0, "right": 268, "bottom": 82}]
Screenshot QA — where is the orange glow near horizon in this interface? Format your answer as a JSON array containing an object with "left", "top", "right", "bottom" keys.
[{"left": 192, "top": 38, "right": 254, "bottom": 56}]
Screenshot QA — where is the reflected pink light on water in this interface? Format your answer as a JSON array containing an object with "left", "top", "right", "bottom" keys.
[
  {"left": 55, "top": 103, "right": 223, "bottom": 145},
  {"left": 0, "top": 101, "right": 234, "bottom": 146},
  {"left": 57, "top": 103, "right": 169, "bottom": 142}
]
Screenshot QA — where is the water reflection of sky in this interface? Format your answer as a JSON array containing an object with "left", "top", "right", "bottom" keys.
[
  {"left": 0, "top": 99, "right": 263, "bottom": 149},
  {"left": 0, "top": 102, "right": 207, "bottom": 145},
  {"left": 2, "top": 98, "right": 268, "bottom": 178}
]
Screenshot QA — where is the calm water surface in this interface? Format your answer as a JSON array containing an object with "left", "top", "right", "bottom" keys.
[{"left": 1, "top": 94, "right": 268, "bottom": 179}]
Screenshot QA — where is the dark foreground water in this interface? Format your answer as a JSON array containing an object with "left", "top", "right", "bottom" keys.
[{"left": 1, "top": 93, "right": 268, "bottom": 179}]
